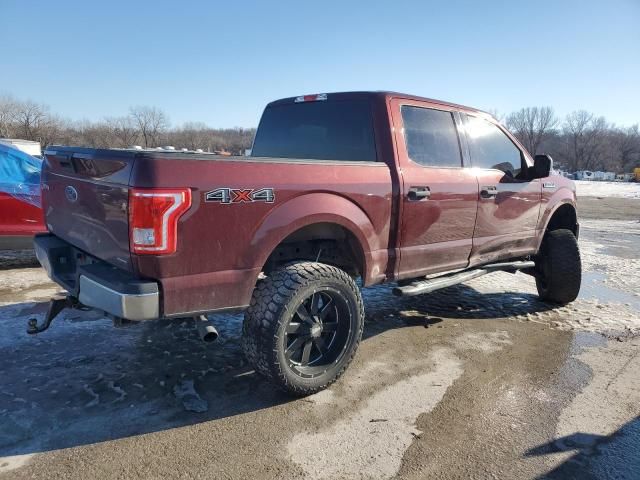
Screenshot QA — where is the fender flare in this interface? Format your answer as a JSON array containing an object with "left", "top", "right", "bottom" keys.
[
  {"left": 246, "top": 192, "right": 386, "bottom": 285},
  {"left": 535, "top": 196, "right": 578, "bottom": 251}
]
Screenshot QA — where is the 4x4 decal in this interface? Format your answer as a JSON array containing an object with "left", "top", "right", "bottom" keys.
[{"left": 205, "top": 187, "right": 275, "bottom": 204}]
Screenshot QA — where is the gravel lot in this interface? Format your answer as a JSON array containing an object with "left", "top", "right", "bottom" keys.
[{"left": 1, "top": 193, "right": 638, "bottom": 479}]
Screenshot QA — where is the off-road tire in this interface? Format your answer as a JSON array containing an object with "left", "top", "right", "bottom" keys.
[
  {"left": 242, "top": 261, "right": 364, "bottom": 396},
  {"left": 535, "top": 228, "right": 581, "bottom": 304}
]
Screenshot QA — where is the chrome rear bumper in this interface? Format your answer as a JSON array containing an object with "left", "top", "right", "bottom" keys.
[
  {"left": 34, "top": 234, "right": 160, "bottom": 321},
  {"left": 78, "top": 275, "right": 159, "bottom": 320}
]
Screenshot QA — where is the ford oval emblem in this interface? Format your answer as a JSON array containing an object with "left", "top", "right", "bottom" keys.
[{"left": 64, "top": 185, "right": 78, "bottom": 203}]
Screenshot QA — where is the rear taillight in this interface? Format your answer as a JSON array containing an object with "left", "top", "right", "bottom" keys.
[{"left": 129, "top": 188, "right": 191, "bottom": 255}]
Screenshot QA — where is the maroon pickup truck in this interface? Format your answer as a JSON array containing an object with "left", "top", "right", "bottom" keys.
[{"left": 33, "top": 91, "right": 581, "bottom": 395}]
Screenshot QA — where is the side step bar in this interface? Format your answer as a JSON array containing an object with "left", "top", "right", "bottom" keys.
[{"left": 392, "top": 260, "right": 536, "bottom": 297}]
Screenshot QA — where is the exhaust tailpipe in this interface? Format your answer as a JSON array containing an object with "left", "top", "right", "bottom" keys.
[{"left": 195, "top": 315, "right": 219, "bottom": 342}]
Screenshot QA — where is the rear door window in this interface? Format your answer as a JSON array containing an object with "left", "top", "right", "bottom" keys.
[
  {"left": 463, "top": 114, "right": 524, "bottom": 178},
  {"left": 251, "top": 99, "right": 377, "bottom": 161},
  {"left": 401, "top": 106, "right": 463, "bottom": 168}
]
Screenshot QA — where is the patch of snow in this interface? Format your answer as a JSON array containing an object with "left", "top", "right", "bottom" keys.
[
  {"left": 0, "top": 453, "right": 34, "bottom": 474},
  {"left": 0, "top": 268, "right": 52, "bottom": 292},
  {"left": 549, "top": 340, "right": 640, "bottom": 477},
  {"left": 455, "top": 331, "right": 512, "bottom": 353},
  {"left": 575, "top": 180, "right": 640, "bottom": 199},
  {"left": 288, "top": 349, "right": 463, "bottom": 480},
  {"left": 307, "top": 389, "right": 335, "bottom": 406}
]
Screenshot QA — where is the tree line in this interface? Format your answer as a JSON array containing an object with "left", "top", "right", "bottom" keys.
[
  {"left": 1, "top": 94, "right": 638, "bottom": 172},
  {"left": 0, "top": 95, "right": 255, "bottom": 155},
  {"left": 504, "top": 107, "right": 639, "bottom": 173}
]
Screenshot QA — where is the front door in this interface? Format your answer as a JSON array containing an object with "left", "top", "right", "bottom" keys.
[
  {"left": 461, "top": 114, "right": 542, "bottom": 266},
  {"left": 391, "top": 99, "right": 479, "bottom": 280}
]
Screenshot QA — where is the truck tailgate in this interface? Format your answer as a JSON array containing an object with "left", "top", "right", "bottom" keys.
[{"left": 42, "top": 148, "right": 135, "bottom": 271}]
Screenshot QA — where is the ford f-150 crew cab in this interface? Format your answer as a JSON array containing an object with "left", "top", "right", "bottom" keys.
[{"left": 32, "top": 91, "right": 581, "bottom": 395}]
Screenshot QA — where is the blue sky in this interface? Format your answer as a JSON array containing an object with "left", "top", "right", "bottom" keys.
[{"left": 2, "top": 0, "right": 638, "bottom": 127}]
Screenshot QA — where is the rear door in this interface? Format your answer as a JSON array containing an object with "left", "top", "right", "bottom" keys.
[
  {"left": 461, "top": 114, "right": 541, "bottom": 266},
  {"left": 390, "top": 99, "right": 479, "bottom": 279}
]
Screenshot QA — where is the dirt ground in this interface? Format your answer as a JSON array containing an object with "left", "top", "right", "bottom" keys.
[{"left": 0, "top": 197, "right": 638, "bottom": 480}]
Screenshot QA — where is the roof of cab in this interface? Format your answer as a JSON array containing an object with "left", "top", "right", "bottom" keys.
[{"left": 266, "top": 91, "right": 490, "bottom": 117}]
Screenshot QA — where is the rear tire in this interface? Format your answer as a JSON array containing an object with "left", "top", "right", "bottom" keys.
[
  {"left": 242, "top": 261, "right": 364, "bottom": 396},
  {"left": 535, "top": 229, "right": 582, "bottom": 304}
]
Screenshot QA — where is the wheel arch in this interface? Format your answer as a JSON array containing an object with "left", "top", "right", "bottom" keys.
[
  {"left": 248, "top": 192, "right": 388, "bottom": 286},
  {"left": 261, "top": 222, "right": 366, "bottom": 278},
  {"left": 536, "top": 201, "right": 579, "bottom": 252}
]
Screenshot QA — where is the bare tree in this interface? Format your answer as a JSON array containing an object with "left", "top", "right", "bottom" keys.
[
  {"left": 129, "top": 106, "right": 168, "bottom": 147},
  {"left": 487, "top": 109, "right": 505, "bottom": 123},
  {"left": 506, "top": 106, "right": 558, "bottom": 155},
  {"left": 609, "top": 125, "right": 640, "bottom": 172},
  {"left": 7, "top": 100, "right": 64, "bottom": 147},
  {"left": 0, "top": 95, "right": 18, "bottom": 138},
  {"left": 36, "top": 114, "right": 64, "bottom": 147},
  {"left": 3, "top": 94, "right": 259, "bottom": 153},
  {"left": 13, "top": 100, "right": 50, "bottom": 141},
  {"left": 168, "top": 122, "right": 210, "bottom": 150},
  {"left": 106, "top": 116, "right": 140, "bottom": 147},
  {"left": 71, "top": 120, "right": 115, "bottom": 148},
  {"left": 562, "top": 111, "right": 609, "bottom": 171}
]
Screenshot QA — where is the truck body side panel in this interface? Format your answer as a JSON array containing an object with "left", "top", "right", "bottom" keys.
[
  {"left": 461, "top": 115, "right": 543, "bottom": 266},
  {"left": 469, "top": 170, "right": 541, "bottom": 265},
  {"left": 130, "top": 156, "right": 393, "bottom": 315},
  {"left": 533, "top": 177, "right": 578, "bottom": 251},
  {"left": 387, "top": 97, "right": 479, "bottom": 279}
]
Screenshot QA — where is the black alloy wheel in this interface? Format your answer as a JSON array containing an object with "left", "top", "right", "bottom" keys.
[
  {"left": 284, "top": 289, "right": 351, "bottom": 378},
  {"left": 242, "top": 261, "right": 364, "bottom": 396}
]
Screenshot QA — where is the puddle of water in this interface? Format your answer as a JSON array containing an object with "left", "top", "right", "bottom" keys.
[
  {"left": 570, "top": 331, "right": 607, "bottom": 354},
  {"left": 580, "top": 271, "right": 640, "bottom": 310},
  {"left": 590, "top": 417, "right": 640, "bottom": 479},
  {"left": 593, "top": 239, "right": 637, "bottom": 260}
]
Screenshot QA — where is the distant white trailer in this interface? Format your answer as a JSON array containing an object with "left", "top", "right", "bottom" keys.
[
  {"left": 553, "top": 169, "right": 572, "bottom": 178},
  {"left": 0, "top": 138, "right": 42, "bottom": 157},
  {"left": 592, "top": 171, "right": 616, "bottom": 181},
  {"left": 575, "top": 170, "right": 594, "bottom": 180}
]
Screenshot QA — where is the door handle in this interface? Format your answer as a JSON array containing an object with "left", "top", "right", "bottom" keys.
[
  {"left": 408, "top": 186, "right": 431, "bottom": 201},
  {"left": 480, "top": 186, "right": 498, "bottom": 199}
]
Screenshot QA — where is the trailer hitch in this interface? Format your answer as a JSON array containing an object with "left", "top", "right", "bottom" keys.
[{"left": 27, "top": 295, "right": 78, "bottom": 334}]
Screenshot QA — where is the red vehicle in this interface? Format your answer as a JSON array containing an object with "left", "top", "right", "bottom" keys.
[
  {"left": 0, "top": 142, "right": 47, "bottom": 249},
  {"left": 0, "top": 193, "right": 46, "bottom": 249},
  {"left": 32, "top": 92, "right": 581, "bottom": 395}
]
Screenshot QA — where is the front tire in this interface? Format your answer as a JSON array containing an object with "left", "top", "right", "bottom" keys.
[
  {"left": 242, "top": 261, "right": 364, "bottom": 396},
  {"left": 535, "top": 229, "right": 582, "bottom": 304}
]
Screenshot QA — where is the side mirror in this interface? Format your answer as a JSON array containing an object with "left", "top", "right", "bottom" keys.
[{"left": 532, "top": 154, "right": 553, "bottom": 179}]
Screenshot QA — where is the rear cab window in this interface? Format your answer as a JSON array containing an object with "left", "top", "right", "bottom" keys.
[
  {"left": 400, "top": 106, "right": 463, "bottom": 168},
  {"left": 251, "top": 99, "right": 377, "bottom": 161}
]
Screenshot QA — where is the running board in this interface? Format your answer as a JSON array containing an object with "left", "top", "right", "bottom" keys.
[{"left": 392, "top": 260, "right": 536, "bottom": 297}]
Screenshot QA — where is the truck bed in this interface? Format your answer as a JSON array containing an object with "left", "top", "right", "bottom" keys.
[{"left": 42, "top": 146, "right": 393, "bottom": 316}]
